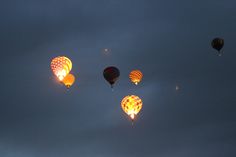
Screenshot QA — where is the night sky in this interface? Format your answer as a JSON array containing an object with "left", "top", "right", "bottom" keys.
[{"left": 1, "top": 0, "right": 236, "bottom": 156}]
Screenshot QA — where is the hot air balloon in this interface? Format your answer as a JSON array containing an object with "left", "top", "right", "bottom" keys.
[
  {"left": 175, "top": 85, "right": 179, "bottom": 91},
  {"left": 121, "top": 95, "right": 142, "bottom": 121},
  {"left": 51, "top": 56, "right": 72, "bottom": 81},
  {"left": 211, "top": 38, "right": 224, "bottom": 56},
  {"left": 129, "top": 70, "right": 143, "bottom": 85},
  {"left": 102, "top": 48, "right": 111, "bottom": 56},
  {"left": 62, "top": 73, "right": 75, "bottom": 89},
  {"left": 103, "top": 66, "right": 120, "bottom": 88}
]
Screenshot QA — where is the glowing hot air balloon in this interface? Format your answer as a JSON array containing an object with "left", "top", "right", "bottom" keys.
[
  {"left": 121, "top": 95, "right": 142, "bottom": 121},
  {"left": 129, "top": 70, "right": 143, "bottom": 85},
  {"left": 62, "top": 73, "right": 75, "bottom": 89},
  {"left": 51, "top": 56, "right": 72, "bottom": 81}
]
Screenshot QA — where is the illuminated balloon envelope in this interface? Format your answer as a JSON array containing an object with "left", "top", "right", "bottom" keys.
[
  {"left": 129, "top": 70, "right": 143, "bottom": 85},
  {"left": 121, "top": 95, "right": 142, "bottom": 121},
  {"left": 103, "top": 66, "right": 120, "bottom": 88},
  {"left": 51, "top": 56, "right": 72, "bottom": 81},
  {"left": 62, "top": 73, "right": 75, "bottom": 89}
]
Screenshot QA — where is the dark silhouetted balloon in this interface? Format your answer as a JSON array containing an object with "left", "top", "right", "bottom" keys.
[
  {"left": 211, "top": 38, "right": 224, "bottom": 56},
  {"left": 103, "top": 66, "right": 120, "bottom": 88}
]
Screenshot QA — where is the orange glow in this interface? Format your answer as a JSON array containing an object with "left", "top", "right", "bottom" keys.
[
  {"left": 129, "top": 70, "right": 143, "bottom": 85},
  {"left": 121, "top": 95, "right": 142, "bottom": 120},
  {"left": 51, "top": 56, "right": 72, "bottom": 81},
  {"left": 62, "top": 73, "right": 75, "bottom": 88}
]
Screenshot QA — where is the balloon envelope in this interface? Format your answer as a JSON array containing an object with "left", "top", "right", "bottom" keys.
[
  {"left": 121, "top": 95, "right": 142, "bottom": 120},
  {"left": 51, "top": 56, "right": 72, "bottom": 81},
  {"left": 103, "top": 66, "right": 120, "bottom": 87},
  {"left": 62, "top": 73, "right": 75, "bottom": 88},
  {"left": 129, "top": 70, "right": 143, "bottom": 85},
  {"left": 211, "top": 38, "right": 224, "bottom": 51}
]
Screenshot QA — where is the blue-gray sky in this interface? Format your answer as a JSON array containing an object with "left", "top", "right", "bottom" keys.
[{"left": 1, "top": 0, "right": 236, "bottom": 156}]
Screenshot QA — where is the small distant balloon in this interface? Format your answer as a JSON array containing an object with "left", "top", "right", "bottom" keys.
[
  {"left": 62, "top": 73, "right": 75, "bottom": 89},
  {"left": 102, "top": 48, "right": 111, "bottom": 55},
  {"left": 103, "top": 66, "right": 120, "bottom": 88},
  {"left": 175, "top": 85, "right": 179, "bottom": 91},
  {"left": 129, "top": 70, "right": 143, "bottom": 85},
  {"left": 211, "top": 38, "right": 224, "bottom": 56}
]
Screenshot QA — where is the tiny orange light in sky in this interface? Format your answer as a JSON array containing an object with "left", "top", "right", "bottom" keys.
[{"left": 62, "top": 73, "right": 75, "bottom": 89}]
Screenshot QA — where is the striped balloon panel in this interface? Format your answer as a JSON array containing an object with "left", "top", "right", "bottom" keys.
[
  {"left": 50, "top": 56, "right": 72, "bottom": 81},
  {"left": 129, "top": 70, "right": 143, "bottom": 84}
]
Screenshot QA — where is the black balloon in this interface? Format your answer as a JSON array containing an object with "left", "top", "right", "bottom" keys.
[
  {"left": 103, "top": 66, "right": 120, "bottom": 88},
  {"left": 211, "top": 38, "right": 224, "bottom": 51}
]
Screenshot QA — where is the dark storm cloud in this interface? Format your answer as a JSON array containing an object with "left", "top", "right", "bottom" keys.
[{"left": 1, "top": 0, "right": 236, "bottom": 156}]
